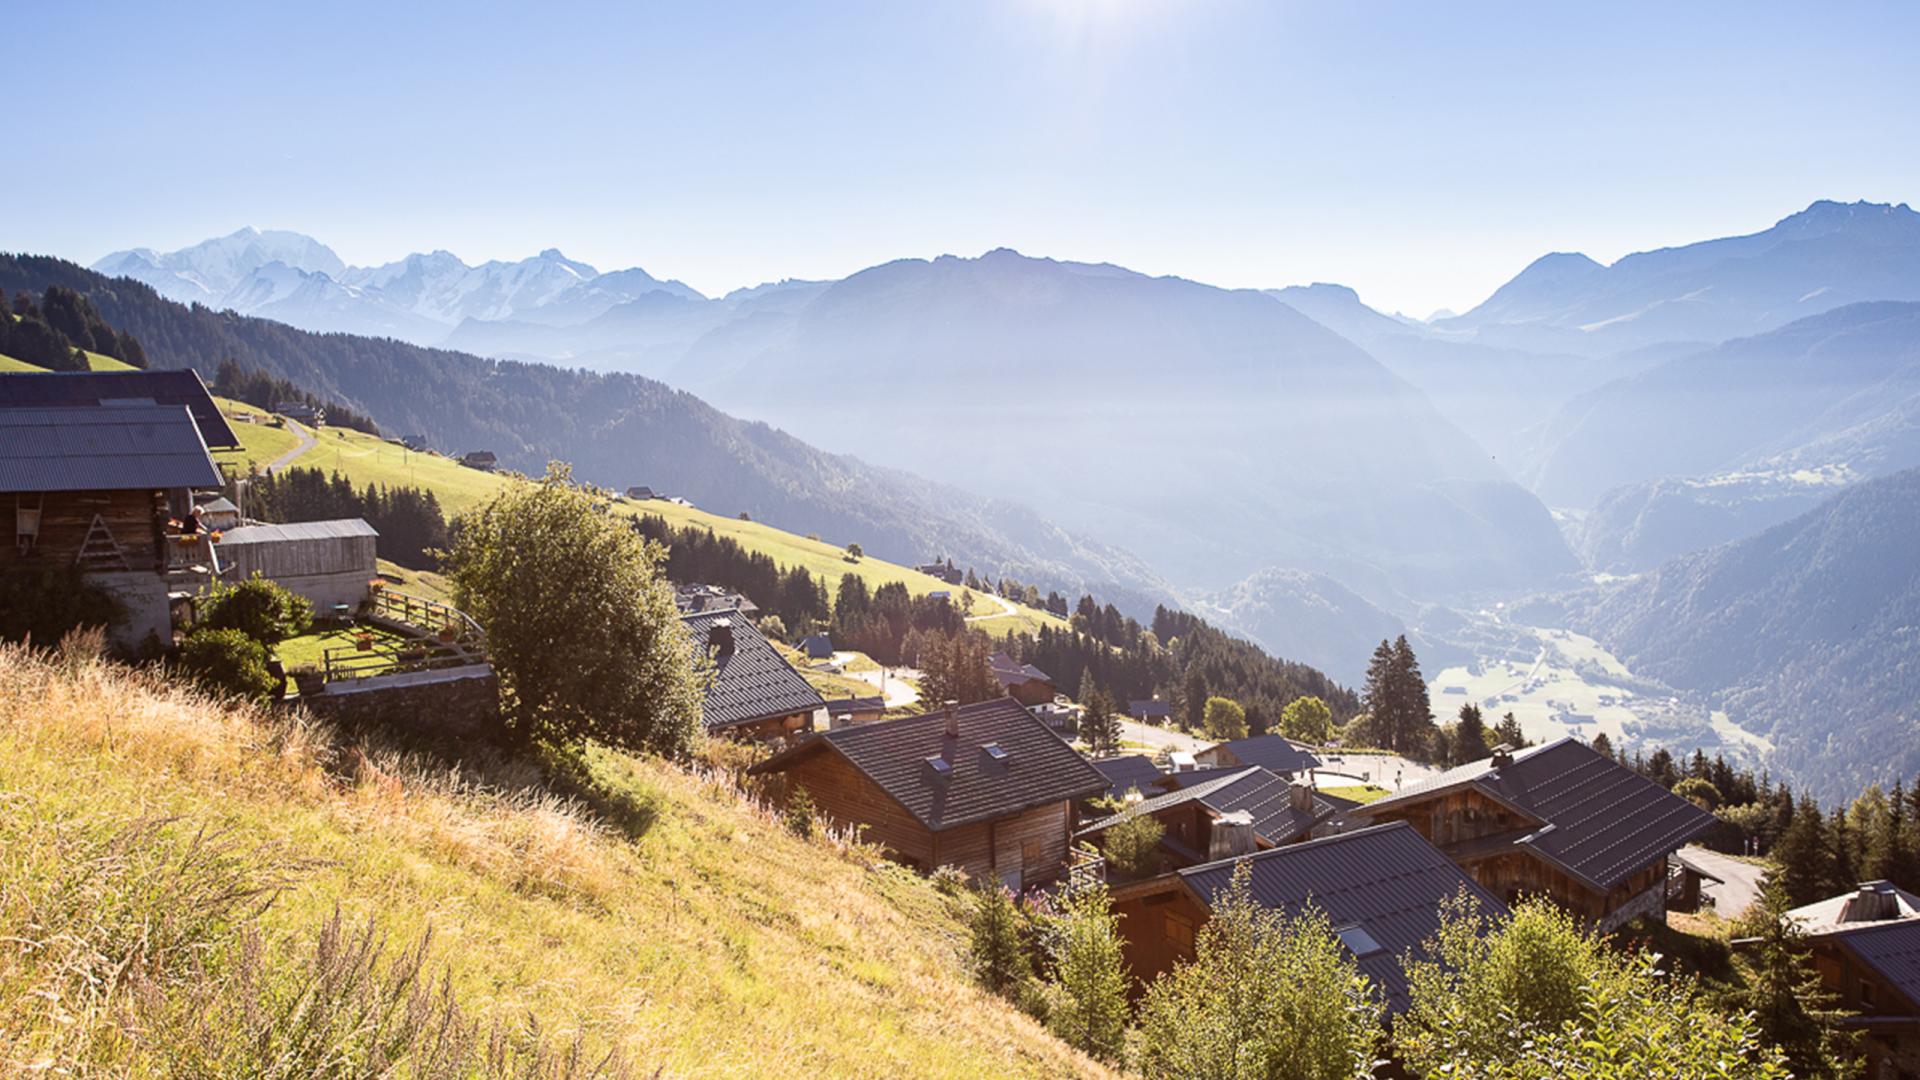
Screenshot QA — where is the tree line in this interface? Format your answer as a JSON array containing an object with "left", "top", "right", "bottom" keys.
[
  {"left": 2, "top": 286, "right": 146, "bottom": 370},
  {"left": 246, "top": 466, "right": 449, "bottom": 570},
  {"left": 213, "top": 359, "right": 381, "bottom": 435}
]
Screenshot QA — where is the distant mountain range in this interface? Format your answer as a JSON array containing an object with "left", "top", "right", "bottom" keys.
[
  {"left": 1554, "top": 467, "right": 1920, "bottom": 802},
  {"left": 1196, "top": 568, "right": 1406, "bottom": 687},
  {"left": 2, "top": 253, "right": 1171, "bottom": 613}
]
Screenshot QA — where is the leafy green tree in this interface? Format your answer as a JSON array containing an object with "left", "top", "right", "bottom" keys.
[
  {"left": 1278, "top": 695, "right": 1333, "bottom": 743},
  {"left": 968, "top": 883, "right": 1033, "bottom": 997},
  {"left": 845, "top": 542, "right": 863, "bottom": 561},
  {"left": 1043, "top": 882, "right": 1130, "bottom": 1062},
  {"left": 177, "top": 627, "right": 277, "bottom": 703},
  {"left": 444, "top": 463, "right": 701, "bottom": 755},
  {"left": 1202, "top": 696, "right": 1247, "bottom": 741},
  {"left": 1672, "top": 777, "right": 1724, "bottom": 810},
  {"left": 1137, "top": 864, "right": 1383, "bottom": 1079},
  {"left": 1732, "top": 879, "right": 1860, "bottom": 1078},
  {"left": 1101, "top": 801, "right": 1165, "bottom": 882},
  {"left": 197, "top": 572, "right": 313, "bottom": 646},
  {"left": 1398, "top": 897, "right": 1790, "bottom": 1079}
]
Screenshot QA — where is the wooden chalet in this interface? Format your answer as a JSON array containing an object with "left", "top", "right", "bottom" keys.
[
  {"left": 682, "top": 608, "right": 825, "bottom": 743},
  {"left": 797, "top": 633, "right": 835, "bottom": 660},
  {"left": 1195, "top": 733, "right": 1324, "bottom": 779},
  {"left": 1088, "top": 753, "right": 1166, "bottom": 808},
  {"left": 460, "top": 450, "right": 497, "bottom": 471},
  {"left": 1129, "top": 698, "right": 1172, "bottom": 723},
  {"left": 2, "top": 372, "right": 239, "bottom": 649},
  {"left": 1350, "top": 739, "right": 1716, "bottom": 929},
  {"left": 1782, "top": 883, "right": 1920, "bottom": 1076},
  {"left": 1078, "top": 766, "right": 1341, "bottom": 877},
  {"left": 989, "top": 651, "right": 1056, "bottom": 707},
  {"left": 750, "top": 698, "right": 1108, "bottom": 888},
  {"left": 824, "top": 694, "right": 887, "bottom": 727},
  {"left": 1107, "top": 822, "right": 1504, "bottom": 1009}
]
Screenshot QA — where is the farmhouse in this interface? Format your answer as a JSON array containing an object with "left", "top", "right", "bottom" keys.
[
  {"left": 916, "top": 560, "right": 963, "bottom": 585},
  {"left": 274, "top": 401, "right": 318, "bottom": 423},
  {"left": 682, "top": 609, "right": 825, "bottom": 742},
  {"left": 1129, "top": 699, "right": 1172, "bottom": 723},
  {"left": 825, "top": 694, "right": 887, "bottom": 727},
  {"left": 460, "top": 450, "right": 498, "bottom": 471},
  {"left": 193, "top": 495, "right": 242, "bottom": 531},
  {"left": 988, "top": 651, "right": 1056, "bottom": 707},
  {"left": 625, "top": 485, "right": 657, "bottom": 500},
  {"left": 1077, "top": 766, "right": 1340, "bottom": 876},
  {"left": 214, "top": 518, "right": 380, "bottom": 611},
  {"left": 2, "top": 371, "right": 240, "bottom": 648},
  {"left": 1350, "top": 738, "right": 1715, "bottom": 929},
  {"left": 1195, "top": 733, "right": 1323, "bottom": 779},
  {"left": 750, "top": 698, "right": 1108, "bottom": 887},
  {"left": 1107, "top": 821, "right": 1504, "bottom": 1007},
  {"left": 797, "top": 633, "right": 834, "bottom": 660}
]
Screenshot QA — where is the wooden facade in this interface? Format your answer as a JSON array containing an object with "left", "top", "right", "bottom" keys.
[
  {"left": 8, "top": 488, "right": 172, "bottom": 571},
  {"left": 1109, "top": 876, "right": 1209, "bottom": 991},
  {"left": 1805, "top": 928, "right": 1920, "bottom": 1079},
  {"left": 777, "top": 749, "right": 1077, "bottom": 888}
]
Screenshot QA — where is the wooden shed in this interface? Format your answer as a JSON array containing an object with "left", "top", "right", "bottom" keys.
[{"left": 216, "top": 518, "right": 378, "bottom": 610}]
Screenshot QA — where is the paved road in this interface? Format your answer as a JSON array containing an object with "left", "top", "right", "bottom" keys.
[
  {"left": 845, "top": 662, "right": 922, "bottom": 708},
  {"left": 1311, "top": 750, "right": 1447, "bottom": 792},
  {"left": 1679, "top": 845, "right": 1766, "bottom": 918},
  {"left": 265, "top": 418, "right": 316, "bottom": 474},
  {"left": 1118, "top": 718, "right": 1207, "bottom": 754}
]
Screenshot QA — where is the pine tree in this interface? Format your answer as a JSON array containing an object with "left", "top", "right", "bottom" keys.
[
  {"left": 1772, "top": 793, "right": 1840, "bottom": 905},
  {"left": 968, "top": 883, "right": 1032, "bottom": 997},
  {"left": 1590, "top": 731, "right": 1613, "bottom": 759},
  {"left": 1450, "top": 703, "right": 1490, "bottom": 765},
  {"left": 1084, "top": 688, "right": 1123, "bottom": 756},
  {"left": 783, "top": 785, "right": 816, "bottom": 839},
  {"left": 1044, "top": 882, "right": 1130, "bottom": 1061},
  {"left": 1734, "top": 879, "right": 1861, "bottom": 1078}
]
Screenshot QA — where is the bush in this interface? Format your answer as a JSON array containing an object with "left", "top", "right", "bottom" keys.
[
  {"left": 1101, "top": 805, "right": 1165, "bottom": 882},
  {"left": 1042, "top": 882, "right": 1129, "bottom": 1062},
  {"left": 0, "top": 564, "right": 122, "bottom": 647},
  {"left": 968, "top": 882, "right": 1034, "bottom": 997},
  {"left": 931, "top": 865, "right": 969, "bottom": 896},
  {"left": 178, "top": 627, "right": 277, "bottom": 703},
  {"left": 198, "top": 572, "right": 313, "bottom": 645},
  {"left": 784, "top": 785, "right": 816, "bottom": 839}
]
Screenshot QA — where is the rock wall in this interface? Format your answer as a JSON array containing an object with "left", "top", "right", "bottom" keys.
[{"left": 301, "top": 663, "right": 502, "bottom": 741}]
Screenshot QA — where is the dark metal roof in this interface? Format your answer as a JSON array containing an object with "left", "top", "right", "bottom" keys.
[
  {"left": 0, "top": 370, "right": 239, "bottom": 447},
  {"left": 1091, "top": 754, "right": 1165, "bottom": 803},
  {"left": 1821, "top": 918, "right": 1920, "bottom": 1013},
  {"left": 751, "top": 697, "right": 1107, "bottom": 832},
  {"left": 797, "top": 634, "right": 834, "bottom": 658},
  {"left": 826, "top": 695, "right": 886, "bottom": 715},
  {"left": 682, "top": 609, "right": 825, "bottom": 733},
  {"left": 1081, "top": 766, "right": 1335, "bottom": 847},
  {"left": 1355, "top": 738, "right": 1717, "bottom": 892},
  {"left": 1129, "top": 699, "right": 1172, "bottom": 717},
  {"left": 989, "top": 651, "right": 1052, "bottom": 688},
  {"left": 1209, "top": 734, "right": 1324, "bottom": 774},
  {"left": 1178, "top": 821, "right": 1506, "bottom": 1013},
  {"left": 0, "top": 405, "right": 223, "bottom": 492}
]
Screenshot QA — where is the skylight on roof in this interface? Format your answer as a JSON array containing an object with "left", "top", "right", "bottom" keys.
[
  {"left": 983, "top": 742, "right": 1009, "bottom": 763},
  {"left": 924, "top": 755, "right": 952, "bottom": 777},
  {"left": 1335, "top": 924, "right": 1383, "bottom": 958}
]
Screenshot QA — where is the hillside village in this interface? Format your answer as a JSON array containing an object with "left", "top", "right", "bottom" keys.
[{"left": 7, "top": 360, "right": 1919, "bottom": 1077}]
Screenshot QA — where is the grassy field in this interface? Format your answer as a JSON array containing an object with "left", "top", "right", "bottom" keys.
[
  {"left": 0, "top": 643, "right": 1112, "bottom": 1077},
  {"left": 273, "top": 621, "right": 414, "bottom": 670},
  {"left": 1321, "top": 784, "right": 1391, "bottom": 805},
  {"left": 0, "top": 349, "right": 136, "bottom": 373}
]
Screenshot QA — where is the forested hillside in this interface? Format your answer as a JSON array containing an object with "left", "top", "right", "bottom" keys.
[
  {"left": 0, "top": 253, "right": 1170, "bottom": 613},
  {"left": 1562, "top": 467, "right": 1920, "bottom": 800}
]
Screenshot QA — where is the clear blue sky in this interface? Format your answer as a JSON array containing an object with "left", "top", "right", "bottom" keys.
[{"left": 9, "top": 1, "right": 1917, "bottom": 316}]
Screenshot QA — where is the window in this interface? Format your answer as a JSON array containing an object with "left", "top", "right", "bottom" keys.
[
  {"left": 983, "top": 742, "right": 1010, "bottom": 764},
  {"left": 1335, "top": 924, "right": 1384, "bottom": 958},
  {"left": 1164, "top": 911, "right": 1196, "bottom": 952},
  {"left": 1859, "top": 979, "right": 1876, "bottom": 1008}
]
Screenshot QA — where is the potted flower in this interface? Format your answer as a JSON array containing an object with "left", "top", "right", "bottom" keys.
[{"left": 355, "top": 632, "right": 374, "bottom": 652}]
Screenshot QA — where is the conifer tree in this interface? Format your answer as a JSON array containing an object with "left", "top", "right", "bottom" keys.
[
  {"left": 1772, "top": 793, "right": 1840, "bottom": 905},
  {"left": 1734, "top": 879, "right": 1860, "bottom": 1078},
  {"left": 1044, "top": 882, "right": 1130, "bottom": 1062},
  {"left": 968, "top": 883, "right": 1032, "bottom": 997}
]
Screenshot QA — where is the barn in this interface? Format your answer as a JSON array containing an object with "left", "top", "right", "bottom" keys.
[{"left": 214, "top": 518, "right": 379, "bottom": 611}]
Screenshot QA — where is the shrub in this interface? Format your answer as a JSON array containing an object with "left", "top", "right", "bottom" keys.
[
  {"left": 178, "top": 627, "right": 277, "bottom": 703},
  {"left": 197, "top": 572, "right": 313, "bottom": 645},
  {"left": 968, "top": 882, "right": 1033, "bottom": 997},
  {"left": 0, "top": 564, "right": 122, "bottom": 646},
  {"left": 784, "top": 785, "right": 816, "bottom": 839},
  {"left": 1101, "top": 804, "right": 1165, "bottom": 882},
  {"left": 930, "top": 865, "right": 969, "bottom": 896},
  {"left": 1042, "top": 882, "right": 1129, "bottom": 1062}
]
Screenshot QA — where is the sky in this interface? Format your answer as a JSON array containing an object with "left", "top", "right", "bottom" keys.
[{"left": 8, "top": 1, "right": 1919, "bottom": 317}]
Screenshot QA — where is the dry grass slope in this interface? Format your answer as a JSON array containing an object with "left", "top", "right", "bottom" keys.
[{"left": 0, "top": 642, "right": 1113, "bottom": 1079}]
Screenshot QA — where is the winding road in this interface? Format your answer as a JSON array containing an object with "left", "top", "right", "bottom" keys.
[{"left": 265, "top": 418, "right": 316, "bottom": 474}]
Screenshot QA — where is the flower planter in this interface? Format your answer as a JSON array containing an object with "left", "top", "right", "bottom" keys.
[{"left": 355, "top": 635, "right": 374, "bottom": 652}]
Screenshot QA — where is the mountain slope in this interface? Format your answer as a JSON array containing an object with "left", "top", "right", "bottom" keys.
[
  {"left": 1443, "top": 200, "right": 1920, "bottom": 353},
  {"left": 0, "top": 644, "right": 1112, "bottom": 1077},
  {"left": 1199, "top": 568, "right": 1407, "bottom": 686},
  {"left": 1563, "top": 467, "right": 1920, "bottom": 800},
  {"left": 2, "top": 252, "right": 1170, "bottom": 610},
  {"left": 671, "top": 249, "right": 1576, "bottom": 602},
  {"left": 1530, "top": 301, "right": 1920, "bottom": 509}
]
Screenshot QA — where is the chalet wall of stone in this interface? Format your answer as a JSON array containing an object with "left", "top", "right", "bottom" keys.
[{"left": 300, "top": 663, "right": 501, "bottom": 741}]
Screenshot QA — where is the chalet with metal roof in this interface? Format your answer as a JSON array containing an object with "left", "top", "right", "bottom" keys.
[
  {"left": 1129, "top": 698, "right": 1172, "bottom": 722},
  {"left": 1195, "top": 733, "right": 1324, "bottom": 778},
  {"left": 1108, "top": 821, "right": 1504, "bottom": 1010},
  {"left": 750, "top": 697, "right": 1108, "bottom": 888},
  {"left": 1780, "top": 888, "right": 1920, "bottom": 1076},
  {"left": 1078, "top": 766, "right": 1340, "bottom": 876},
  {"left": 824, "top": 694, "right": 887, "bottom": 727},
  {"left": 1350, "top": 738, "right": 1715, "bottom": 929},
  {"left": 988, "top": 651, "right": 1056, "bottom": 707},
  {"left": 1, "top": 387, "right": 229, "bottom": 649},
  {"left": 1089, "top": 753, "right": 1165, "bottom": 807},
  {"left": 216, "top": 519, "right": 379, "bottom": 610},
  {"left": 682, "top": 609, "right": 825, "bottom": 742},
  {"left": 797, "top": 633, "right": 834, "bottom": 660},
  {"left": 0, "top": 369, "right": 239, "bottom": 448}
]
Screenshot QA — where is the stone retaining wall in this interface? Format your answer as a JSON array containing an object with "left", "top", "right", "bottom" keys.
[{"left": 301, "top": 663, "right": 502, "bottom": 741}]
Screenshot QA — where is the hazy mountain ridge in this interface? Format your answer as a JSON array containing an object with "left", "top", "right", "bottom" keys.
[
  {"left": 1557, "top": 467, "right": 1920, "bottom": 801},
  {"left": 5, "top": 252, "right": 1172, "bottom": 611},
  {"left": 1198, "top": 568, "right": 1407, "bottom": 687}
]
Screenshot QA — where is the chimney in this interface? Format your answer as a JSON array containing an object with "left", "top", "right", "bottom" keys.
[
  {"left": 1491, "top": 743, "right": 1514, "bottom": 767},
  {"left": 1208, "top": 811, "right": 1256, "bottom": 861},
  {"left": 707, "top": 619, "right": 735, "bottom": 658},
  {"left": 1289, "top": 782, "right": 1314, "bottom": 814},
  {"left": 942, "top": 699, "right": 960, "bottom": 738}
]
